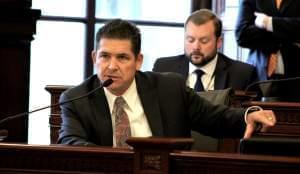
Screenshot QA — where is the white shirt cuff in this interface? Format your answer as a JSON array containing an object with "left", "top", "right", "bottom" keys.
[{"left": 244, "top": 106, "right": 263, "bottom": 124}]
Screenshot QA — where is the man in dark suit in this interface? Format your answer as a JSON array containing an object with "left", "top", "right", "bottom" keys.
[
  {"left": 153, "top": 9, "right": 258, "bottom": 91},
  {"left": 58, "top": 19, "right": 276, "bottom": 147},
  {"left": 235, "top": 0, "right": 300, "bottom": 80}
]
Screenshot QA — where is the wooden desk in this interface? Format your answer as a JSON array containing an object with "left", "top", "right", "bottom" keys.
[
  {"left": 171, "top": 151, "right": 300, "bottom": 174},
  {"left": 0, "top": 143, "right": 133, "bottom": 174},
  {"left": 1, "top": 137, "right": 300, "bottom": 174},
  {"left": 243, "top": 101, "right": 300, "bottom": 137}
]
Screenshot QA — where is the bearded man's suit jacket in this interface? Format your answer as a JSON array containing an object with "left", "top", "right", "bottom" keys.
[
  {"left": 58, "top": 72, "right": 246, "bottom": 146},
  {"left": 235, "top": 0, "right": 300, "bottom": 80},
  {"left": 152, "top": 54, "right": 258, "bottom": 90}
]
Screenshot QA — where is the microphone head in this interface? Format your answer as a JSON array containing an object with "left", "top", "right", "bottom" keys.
[
  {"left": 0, "top": 129, "right": 8, "bottom": 141},
  {"left": 102, "top": 79, "right": 113, "bottom": 87}
]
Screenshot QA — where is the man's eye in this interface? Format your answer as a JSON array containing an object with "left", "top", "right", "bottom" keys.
[
  {"left": 200, "top": 38, "right": 209, "bottom": 44},
  {"left": 186, "top": 37, "right": 195, "bottom": 43},
  {"left": 117, "top": 55, "right": 129, "bottom": 61},
  {"left": 100, "top": 54, "right": 109, "bottom": 59}
]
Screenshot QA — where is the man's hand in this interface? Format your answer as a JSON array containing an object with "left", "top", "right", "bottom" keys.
[{"left": 243, "top": 110, "right": 276, "bottom": 139}]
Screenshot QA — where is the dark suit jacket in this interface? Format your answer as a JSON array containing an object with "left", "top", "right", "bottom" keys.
[
  {"left": 152, "top": 54, "right": 258, "bottom": 90},
  {"left": 235, "top": 0, "right": 300, "bottom": 80},
  {"left": 58, "top": 72, "right": 246, "bottom": 146}
]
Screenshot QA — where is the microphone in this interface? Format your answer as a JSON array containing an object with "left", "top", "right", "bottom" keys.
[
  {"left": 245, "top": 77, "right": 300, "bottom": 92},
  {"left": 0, "top": 78, "right": 113, "bottom": 126},
  {"left": 0, "top": 129, "right": 8, "bottom": 141},
  {"left": 245, "top": 77, "right": 300, "bottom": 102}
]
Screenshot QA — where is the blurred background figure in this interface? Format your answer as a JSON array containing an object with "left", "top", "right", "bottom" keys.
[
  {"left": 235, "top": 0, "right": 300, "bottom": 80},
  {"left": 153, "top": 9, "right": 258, "bottom": 92}
]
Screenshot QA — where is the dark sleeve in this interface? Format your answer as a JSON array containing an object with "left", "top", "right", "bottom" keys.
[
  {"left": 272, "top": 16, "right": 300, "bottom": 42},
  {"left": 245, "top": 64, "right": 259, "bottom": 89},
  {"left": 57, "top": 92, "right": 96, "bottom": 146},
  {"left": 186, "top": 87, "right": 247, "bottom": 138},
  {"left": 250, "top": 65, "right": 259, "bottom": 82},
  {"left": 235, "top": 0, "right": 279, "bottom": 51}
]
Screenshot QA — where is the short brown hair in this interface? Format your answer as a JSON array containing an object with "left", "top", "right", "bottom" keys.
[{"left": 185, "top": 9, "right": 222, "bottom": 38}]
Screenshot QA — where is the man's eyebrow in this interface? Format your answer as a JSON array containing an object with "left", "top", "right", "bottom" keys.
[
  {"left": 117, "top": 53, "right": 129, "bottom": 56},
  {"left": 98, "top": 51, "right": 110, "bottom": 54}
]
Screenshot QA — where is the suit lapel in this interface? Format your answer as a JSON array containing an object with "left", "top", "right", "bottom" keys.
[
  {"left": 135, "top": 72, "right": 164, "bottom": 136},
  {"left": 90, "top": 79, "right": 113, "bottom": 146},
  {"left": 280, "top": 0, "right": 293, "bottom": 13},
  {"left": 214, "top": 54, "right": 228, "bottom": 90}
]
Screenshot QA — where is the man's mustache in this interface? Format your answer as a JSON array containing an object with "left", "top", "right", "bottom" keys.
[{"left": 190, "top": 51, "right": 204, "bottom": 57}]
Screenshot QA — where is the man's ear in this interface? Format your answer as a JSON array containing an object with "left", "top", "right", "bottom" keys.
[
  {"left": 91, "top": 50, "right": 96, "bottom": 64},
  {"left": 217, "top": 36, "right": 223, "bottom": 49},
  {"left": 136, "top": 53, "right": 143, "bottom": 70}
]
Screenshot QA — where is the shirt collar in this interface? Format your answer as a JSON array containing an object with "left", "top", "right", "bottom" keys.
[{"left": 104, "top": 78, "right": 137, "bottom": 113}]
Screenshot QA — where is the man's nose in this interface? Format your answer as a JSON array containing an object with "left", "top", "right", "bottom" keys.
[
  {"left": 192, "top": 40, "right": 201, "bottom": 50},
  {"left": 108, "top": 57, "right": 118, "bottom": 70}
]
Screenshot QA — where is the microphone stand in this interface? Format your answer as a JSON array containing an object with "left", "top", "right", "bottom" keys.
[
  {"left": 0, "top": 78, "right": 113, "bottom": 141},
  {"left": 0, "top": 129, "right": 8, "bottom": 142}
]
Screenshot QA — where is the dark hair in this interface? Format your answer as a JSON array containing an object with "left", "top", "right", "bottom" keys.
[
  {"left": 95, "top": 19, "right": 141, "bottom": 57},
  {"left": 185, "top": 9, "right": 222, "bottom": 38}
]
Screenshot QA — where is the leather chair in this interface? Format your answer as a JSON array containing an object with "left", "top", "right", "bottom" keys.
[{"left": 191, "top": 88, "right": 233, "bottom": 151}]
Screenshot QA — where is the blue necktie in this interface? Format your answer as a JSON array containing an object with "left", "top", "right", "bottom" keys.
[{"left": 194, "top": 69, "right": 205, "bottom": 91}]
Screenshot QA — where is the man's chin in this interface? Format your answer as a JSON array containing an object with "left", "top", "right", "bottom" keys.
[
  {"left": 190, "top": 59, "right": 204, "bottom": 66},
  {"left": 106, "top": 86, "right": 120, "bottom": 95}
]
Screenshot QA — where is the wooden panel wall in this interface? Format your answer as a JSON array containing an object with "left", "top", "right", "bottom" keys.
[{"left": 0, "top": 0, "right": 40, "bottom": 142}]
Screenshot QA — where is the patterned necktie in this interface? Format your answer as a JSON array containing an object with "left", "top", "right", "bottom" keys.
[
  {"left": 267, "top": 53, "right": 278, "bottom": 78},
  {"left": 276, "top": 0, "right": 282, "bottom": 9},
  {"left": 268, "top": 0, "right": 282, "bottom": 78},
  {"left": 113, "top": 96, "right": 131, "bottom": 147},
  {"left": 267, "top": 0, "right": 282, "bottom": 78},
  {"left": 194, "top": 69, "right": 205, "bottom": 91}
]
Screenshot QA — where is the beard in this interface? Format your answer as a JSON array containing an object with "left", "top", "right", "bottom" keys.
[{"left": 186, "top": 50, "right": 217, "bottom": 67}]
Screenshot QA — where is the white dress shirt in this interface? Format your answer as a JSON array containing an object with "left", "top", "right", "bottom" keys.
[{"left": 104, "top": 78, "right": 152, "bottom": 147}]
